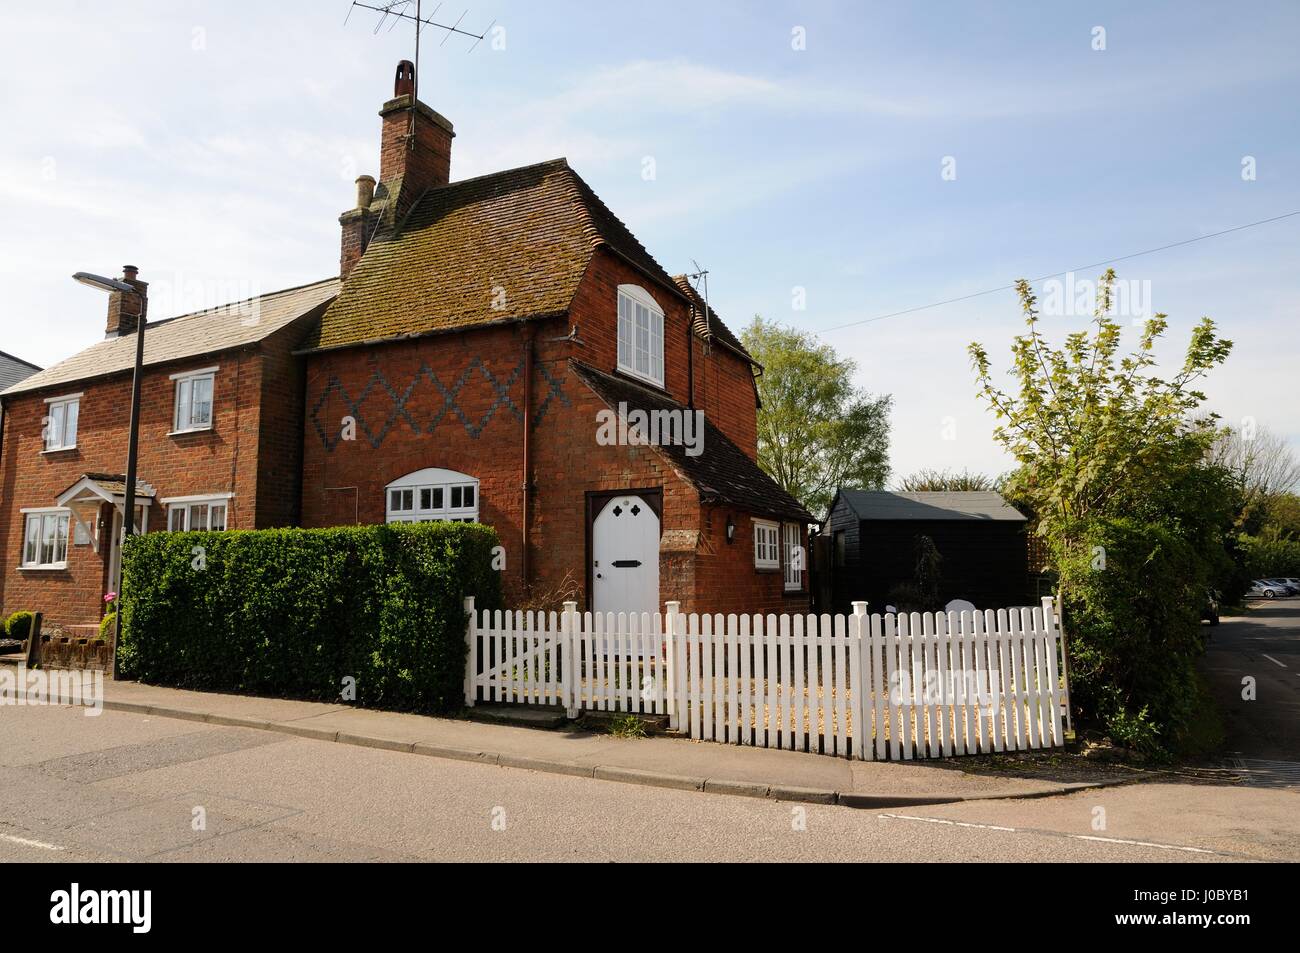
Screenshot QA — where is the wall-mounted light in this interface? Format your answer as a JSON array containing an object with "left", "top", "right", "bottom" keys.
[{"left": 725, "top": 516, "right": 736, "bottom": 544}]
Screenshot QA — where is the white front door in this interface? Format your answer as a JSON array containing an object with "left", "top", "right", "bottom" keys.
[{"left": 592, "top": 494, "right": 659, "bottom": 618}]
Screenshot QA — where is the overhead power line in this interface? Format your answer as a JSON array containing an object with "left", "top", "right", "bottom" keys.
[{"left": 818, "top": 209, "right": 1300, "bottom": 334}]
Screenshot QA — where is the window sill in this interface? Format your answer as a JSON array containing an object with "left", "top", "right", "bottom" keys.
[
  {"left": 612, "top": 365, "right": 667, "bottom": 392},
  {"left": 168, "top": 427, "right": 213, "bottom": 437},
  {"left": 755, "top": 565, "right": 780, "bottom": 573},
  {"left": 41, "top": 446, "right": 77, "bottom": 454},
  {"left": 18, "top": 564, "right": 69, "bottom": 572}
]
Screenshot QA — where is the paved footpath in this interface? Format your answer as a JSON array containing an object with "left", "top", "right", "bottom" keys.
[{"left": 6, "top": 676, "right": 1125, "bottom": 808}]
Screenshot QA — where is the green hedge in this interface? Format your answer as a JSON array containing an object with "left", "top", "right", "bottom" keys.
[
  {"left": 118, "top": 522, "right": 501, "bottom": 714},
  {"left": 1236, "top": 534, "right": 1300, "bottom": 579},
  {"left": 6, "top": 611, "right": 34, "bottom": 641},
  {"left": 1058, "top": 518, "right": 1208, "bottom": 758}
]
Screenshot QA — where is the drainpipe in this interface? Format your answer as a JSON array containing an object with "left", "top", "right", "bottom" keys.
[{"left": 520, "top": 327, "right": 535, "bottom": 593}]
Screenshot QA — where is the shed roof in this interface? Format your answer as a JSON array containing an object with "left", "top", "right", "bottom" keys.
[{"left": 837, "top": 490, "right": 1026, "bottom": 522}]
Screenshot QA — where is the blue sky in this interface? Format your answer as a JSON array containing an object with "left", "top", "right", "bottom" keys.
[{"left": 2, "top": 0, "right": 1296, "bottom": 480}]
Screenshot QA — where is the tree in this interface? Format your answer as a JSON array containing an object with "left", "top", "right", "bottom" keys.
[
  {"left": 743, "top": 316, "right": 891, "bottom": 517},
  {"left": 895, "top": 468, "right": 1000, "bottom": 492},
  {"left": 968, "top": 270, "right": 1234, "bottom": 756},
  {"left": 968, "top": 270, "right": 1232, "bottom": 550},
  {"left": 1206, "top": 424, "right": 1300, "bottom": 519}
]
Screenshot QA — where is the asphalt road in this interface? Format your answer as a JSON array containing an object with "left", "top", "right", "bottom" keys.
[
  {"left": 1, "top": 705, "right": 1295, "bottom": 862},
  {"left": 1202, "top": 599, "right": 1300, "bottom": 769}
]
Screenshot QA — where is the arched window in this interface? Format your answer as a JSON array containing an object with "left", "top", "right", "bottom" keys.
[
  {"left": 385, "top": 468, "right": 479, "bottom": 524},
  {"left": 617, "top": 284, "right": 664, "bottom": 387}
]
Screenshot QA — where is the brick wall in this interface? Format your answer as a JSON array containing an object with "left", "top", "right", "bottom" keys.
[
  {"left": 300, "top": 248, "right": 807, "bottom": 614},
  {"left": 0, "top": 344, "right": 289, "bottom": 627}
]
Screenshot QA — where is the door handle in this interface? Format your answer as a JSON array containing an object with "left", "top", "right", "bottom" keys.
[{"left": 612, "top": 560, "right": 641, "bottom": 568}]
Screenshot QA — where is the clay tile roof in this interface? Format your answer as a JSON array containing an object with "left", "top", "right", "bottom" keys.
[
  {"left": 570, "top": 360, "right": 812, "bottom": 523},
  {"left": 303, "top": 158, "right": 685, "bottom": 352},
  {"left": 670, "top": 276, "right": 755, "bottom": 366},
  {"left": 2, "top": 278, "right": 339, "bottom": 397}
]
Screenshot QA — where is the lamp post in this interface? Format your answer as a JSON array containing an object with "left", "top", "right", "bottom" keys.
[{"left": 73, "top": 269, "right": 146, "bottom": 677}]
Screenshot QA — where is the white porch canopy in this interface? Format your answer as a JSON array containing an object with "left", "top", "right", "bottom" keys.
[{"left": 55, "top": 474, "right": 156, "bottom": 553}]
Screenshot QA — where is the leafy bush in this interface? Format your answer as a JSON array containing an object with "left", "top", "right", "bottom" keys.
[
  {"left": 118, "top": 522, "right": 501, "bottom": 714},
  {"left": 1058, "top": 518, "right": 1208, "bottom": 759},
  {"left": 6, "top": 610, "right": 34, "bottom": 641},
  {"left": 99, "top": 612, "right": 116, "bottom": 642},
  {"left": 1236, "top": 534, "right": 1300, "bottom": 579}
]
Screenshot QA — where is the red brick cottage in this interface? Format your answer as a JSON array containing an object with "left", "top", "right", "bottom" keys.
[
  {"left": 300, "top": 64, "right": 812, "bottom": 615},
  {"left": 0, "top": 61, "right": 812, "bottom": 628},
  {"left": 0, "top": 278, "right": 337, "bottom": 627}
]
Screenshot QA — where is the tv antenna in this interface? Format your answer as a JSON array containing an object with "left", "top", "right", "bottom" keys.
[{"left": 346, "top": 1, "right": 494, "bottom": 137}]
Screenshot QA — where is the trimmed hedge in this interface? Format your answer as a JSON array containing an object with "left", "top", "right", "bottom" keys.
[
  {"left": 6, "top": 610, "right": 34, "bottom": 641},
  {"left": 118, "top": 522, "right": 501, "bottom": 714}
]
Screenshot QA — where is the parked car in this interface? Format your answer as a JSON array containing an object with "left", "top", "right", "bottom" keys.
[
  {"left": 1268, "top": 577, "right": 1300, "bottom": 593},
  {"left": 1249, "top": 579, "right": 1290, "bottom": 599},
  {"left": 1263, "top": 578, "right": 1300, "bottom": 595}
]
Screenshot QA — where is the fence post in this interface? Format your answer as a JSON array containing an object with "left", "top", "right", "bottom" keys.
[
  {"left": 562, "top": 600, "right": 579, "bottom": 719},
  {"left": 664, "top": 601, "right": 680, "bottom": 732},
  {"left": 1043, "top": 595, "right": 1072, "bottom": 734},
  {"left": 850, "top": 601, "right": 868, "bottom": 760},
  {"left": 463, "top": 596, "right": 476, "bottom": 708}
]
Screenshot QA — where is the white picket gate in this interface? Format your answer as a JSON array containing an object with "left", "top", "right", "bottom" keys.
[{"left": 463, "top": 596, "right": 1069, "bottom": 760}]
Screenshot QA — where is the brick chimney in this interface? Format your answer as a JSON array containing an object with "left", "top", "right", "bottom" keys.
[
  {"left": 339, "top": 175, "right": 376, "bottom": 279},
  {"left": 106, "top": 265, "right": 148, "bottom": 337},
  {"left": 378, "top": 59, "right": 455, "bottom": 222}
]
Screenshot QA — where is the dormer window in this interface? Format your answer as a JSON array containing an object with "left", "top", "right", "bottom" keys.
[{"left": 617, "top": 284, "right": 664, "bottom": 387}]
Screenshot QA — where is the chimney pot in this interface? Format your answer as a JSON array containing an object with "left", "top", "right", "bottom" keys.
[
  {"left": 355, "top": 175, "right": 376, "bottom": 210},
  {"left": 394, "top": 60, "right": 415, "bottom": 98},
  {"left": 122, "top": 265, "right": 138, "bottom": 281}
]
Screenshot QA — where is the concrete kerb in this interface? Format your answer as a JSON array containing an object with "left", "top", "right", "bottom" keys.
[{"left": 32, "top": 689, "right": 1136, "bottom": 810}]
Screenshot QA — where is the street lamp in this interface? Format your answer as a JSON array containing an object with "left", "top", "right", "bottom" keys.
[{"left": 73, "top": 269, "right": 146, "bottom": 678}]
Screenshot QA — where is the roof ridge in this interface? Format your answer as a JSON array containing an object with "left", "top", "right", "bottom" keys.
[{"left": 149, "top": 276, "right": 339, "bottom": 326}]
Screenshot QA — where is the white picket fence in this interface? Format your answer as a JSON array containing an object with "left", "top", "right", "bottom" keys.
[{"left": 463, "top": 596, "right": 1069, "bottom": 760}]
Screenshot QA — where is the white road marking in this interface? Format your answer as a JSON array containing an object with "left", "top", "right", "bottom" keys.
[
  {"left": 879, "top": 812, "right": 1017, "bottom": 832},
  {"left": 0, "top": 832, "right": 65, "bottom": 851},
  {"left": 1074, "top": 834, "right": 1215, "bottom": 854},
  {"left": 1261, "top": 654, "right": 1287, "bottom": 668},
  {"left": 878, "top": 813, "right": 1221, "bottom": 855}
]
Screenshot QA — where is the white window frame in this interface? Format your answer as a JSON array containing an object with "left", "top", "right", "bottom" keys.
[
  {"left": 616, "top": 284, "right": 665, "bottom": 388},
  {"left": 782, "top": 522, "right": 803, "bottom": 591},
  {"left": 753, "top": 519, "right": 780, "bottom": 570},
  {"left": 19, "top": 507, "right": 71, "bottom": 569},
  {"left": 42, "top": 393, "right": 81, "bottom": 452},
  {"left": 171, "top": 367, "right": 218, "bottom": 434},
  {"left": 163, "top": 493, "right": 232, "bottom": 532},
  {"left": 385, "top": 468, "right": 480, "bottom": 524}
]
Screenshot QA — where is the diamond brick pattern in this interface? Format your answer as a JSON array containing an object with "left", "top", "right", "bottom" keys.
[{"left": 310, "top": 356, "right": 566, "bottom": 451}]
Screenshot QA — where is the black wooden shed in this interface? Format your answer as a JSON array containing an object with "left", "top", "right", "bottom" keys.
[{"left": 823, "top": 490, "right": 1032, "bottom": 614}]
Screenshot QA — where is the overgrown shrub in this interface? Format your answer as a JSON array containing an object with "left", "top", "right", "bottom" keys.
[
  {"left": 99, "top": 612, "right": 116, "bottom": 642},
  {"left": 1058, "top": 518, "right": 1208, "bottom": 758},
  {"left": 6, "top": 610, "right": 34, "bottom": 641},
  {"left": 1236, "top": 534, "right": 1300, "bottom": 579},
  {"left": 118, "top": 522, "right": 501, "bottom": 714}
]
